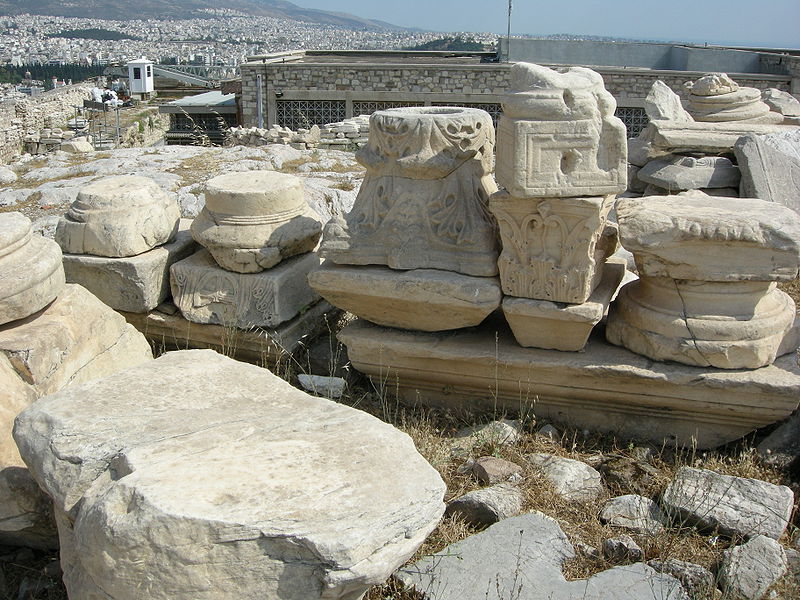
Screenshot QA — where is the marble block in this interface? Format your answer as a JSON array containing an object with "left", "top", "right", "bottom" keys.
[
  {"left": 308, "top": 262, "right": 502, "bottom": 331},
  {"left": 0, "top": 212, "right": 65, "bottom": 326},
  {"left": 645, "top": 120, "right": 794, "bottom": 155},
  {"left": 55, "top": 175, "right": 180, "bottom": 258},
  {"left": 685, "top": 74, "right": 779, "bottom": 123},
  {"left": 191, "top": 171, "right": 322, "bottom": 274},
  {"left": 338, "top": 318, "right": 800, "bottom": 449},
  {"left": 13, "top": 350, "right": 446, "bottom": 600},
  {"left": 62, "top": 222, "right": 197, "bottom": 313},
  {"left": 320, "top": 106, "right": 500, "bottom": 277},
  {"left": 734, "top": 129, "right": 800, "bottom": 214},
  {"left": 170, "top": 249, "right": 320, "bottom": 328},
  {"left": 490, "top": 191, "right": 617, "bottom": 304},
  {"left": 503, "top": 260, "right": 625, "bottom": 351},
  {"left": 637, "top": 155, "right": 740, "bottom": 191},
  {"left": 495, "top": 62, "right": 627, "bottom": 198}
]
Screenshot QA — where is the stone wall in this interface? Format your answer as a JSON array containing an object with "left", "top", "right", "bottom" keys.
[
  {"left": 0, "top": 85, "right": 92, "bottom": 164},
  {"left": 241, "top": 58, "right": 793, "bottom": 128}
]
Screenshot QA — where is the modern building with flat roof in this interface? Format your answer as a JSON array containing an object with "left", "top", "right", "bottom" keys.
[
  {"left": 160, "top": 90, "right": 238, "bottom": 145},
  {"left": 239, "top": 40, "right": 799, "bottom": 137}
]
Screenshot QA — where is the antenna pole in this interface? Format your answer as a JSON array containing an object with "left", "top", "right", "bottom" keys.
[{"left": 506, "top": 0, "right": 513, "bottom": 62}]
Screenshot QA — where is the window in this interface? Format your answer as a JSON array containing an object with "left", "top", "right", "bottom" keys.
[
  {"left": 133, "top": 67, "right": 141, "bottom": 80},
  {"left": 146, "top": 65, "right": 152, "bottom": 78}
]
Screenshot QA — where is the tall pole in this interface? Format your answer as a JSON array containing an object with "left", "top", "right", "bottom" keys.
[{"left": 506, "top": 1, "right": 513, "bottom": 62}]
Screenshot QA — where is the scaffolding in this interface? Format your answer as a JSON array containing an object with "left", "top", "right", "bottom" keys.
[{"left": 76, "top": 100, "right": 122, "bottom": 150}]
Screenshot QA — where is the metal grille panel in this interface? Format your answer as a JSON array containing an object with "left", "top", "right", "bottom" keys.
[
  {"left": 275, "top": 100, "right": 346, "bottom": 129},
  {"left": 615, "top": 107, "right": 648, "bottom": 137},
  {"left": 352, "top": 100, "right": 424, "bottom": 116}
]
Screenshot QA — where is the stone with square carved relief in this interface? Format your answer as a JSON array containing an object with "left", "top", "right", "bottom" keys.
[
  {"left": 170, "top": 249, "right": 320, "bottom": 328},
  {"left": 490, "top": 191, "right": 617, "bottom": 304},
  {"left": 495, "top": 62, "right": 627, "bottom": 198},
  {"left": 606, "top": 194, "right": 800, "bottom": 369},
  {"left": 319, "top": 106, "right": 499, "bottom": 277}
]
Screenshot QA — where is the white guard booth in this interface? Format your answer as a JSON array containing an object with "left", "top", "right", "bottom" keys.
[{"left": 126, "top": 57, "right": 155, "bottom": 99}]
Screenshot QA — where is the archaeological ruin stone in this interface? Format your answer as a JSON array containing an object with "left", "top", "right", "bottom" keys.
[
  {"left": 190, "top": 170, "right": 322, "bottom": 274},
  {"left": 398, "top": 512, "right": 688, "bottom": 600},
  {"left": 640, "top": 119, "right": 792, "bottom": 156},
  {"left": 526, "top": 453, "right": 604, "bottom": 502},
  {"left": 734, "top": 129, "right": 800, "bottom": 214},
  {"left": 762, "top": 88, "right": 800, "bottom": 118},
  {"left": 444, "top": 483, "right": 524, "bottom": 527},
  {"left": 684, "top": 73, "right": 780, "bottom": 124},
  {"left": 490, "top": 192, "right": 618, "bottom": 304},
  {"left": 0, "top": 212, "right": 65, "bottom": 326},
  {"left": 170, "top": 249, "right": 320, "bottom": 328},
  {"left": 495, "top": 62, "right": 627, "bottom": 198},
  {"left": 319, "top": 106, "right": 499, "bottom": 277},
  {"left": 607, "top": 194, "right": 800, "bottom": 369},
  {"left": 661, "top": 467, "right": 794, "bottom": 539},
  {"left": 637, "top": 154, "right": 740, "bottom": 191},
  {"left": 599, "top": 494, "right": 665, "bottom": 535},
  {"left": 13, "top": 349, "right": 446, "bottom": 600},
  {"left": 55, "top": 175, "right": 180, "bottom": 258},
  {"left": 643, "top": 80, "right": 693, "bottom": 123},
  {"left": 502, "top": 259, "right": 625, "bottom": 351},
  {"left": 338, "top": 319, "right": 800, "bottom": 448},
  {"left": 62, "top": 220, "right": 197, "bottom": 313},
  {"left": 307, "top": 262, "right": 501, "bottom": 331},
  {"left": 718, "top": 536, "right": 788, "bottom": 600}
]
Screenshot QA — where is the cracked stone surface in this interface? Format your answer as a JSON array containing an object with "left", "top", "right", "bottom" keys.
[{"left": 13, "top": 349, "right": 446, "bottom": 600}]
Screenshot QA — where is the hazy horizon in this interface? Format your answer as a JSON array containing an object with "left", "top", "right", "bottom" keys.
[{"left": 298, "top": 0, "right": 800, "bottom": 49}]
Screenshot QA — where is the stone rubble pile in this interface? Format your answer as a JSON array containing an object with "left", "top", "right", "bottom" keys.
[
  {"left": 329, "top": 63, "right": 800, "bottom": 449},
  {"left": 0, "top": 211, "right": 152, "bottom": 548},
  {"left": 227, "top": 123, "right": 321, "bottom": 150},
  {"left": 318, "top": 114, "right": 371, "bottom": 149}
]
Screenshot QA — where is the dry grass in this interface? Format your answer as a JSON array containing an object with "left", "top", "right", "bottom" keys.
[
  {"left": 779, "top": 278, "right": 800, "bottom": 305},
  {"left": 166, "top": 151, "right": 223, "bottom": 187}
]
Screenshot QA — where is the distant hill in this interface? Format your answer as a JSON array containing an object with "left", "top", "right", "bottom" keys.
[
  {"left": 405, "top": 36, "right": 491, "bottom": 52},
  {"left": 0, "top": 0, "right": 404, "bottom": 29}
]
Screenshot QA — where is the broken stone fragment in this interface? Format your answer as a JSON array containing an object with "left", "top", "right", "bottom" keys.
[{"left": 55, "top": 175, "right": 180, "bottom": 258}]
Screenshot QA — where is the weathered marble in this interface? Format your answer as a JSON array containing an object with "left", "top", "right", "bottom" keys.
[
  {"left": 490, "top": 191, "right": 617, "bottom": 303},
  {"left": 608, "top": 195, "right": 800, "bottom": 368},
  {"left": 637, "top": 154, "right": 740, "bottom": 191},
  {"left": 191, "top": 171, "right": 322, "bottom": 274},
  {"left": 685, "top": 73, "right": 780, "bottom": 124},
  {"left": 734, "top": 129, "right": 800, "bottom": 214},
  {"left": 643, "top": 80, "right": 693, "bottom": 123},
  {"left": 338, "top": 318, "right": 800, "bottom": 448},
  {"left": 319, "top": 106, "right": 500, "bottom": 277},
  {"left": 643, "top": 120, "right": 795, "bottom": 155},
  {"left": 502, "top": 260, "right": 625, "bottom": 351},
  {"left": 495, "top": 62, "right": 627, "bottom": 198},
  {"left": 170, "top": 249, "right": 320, "bottom": 328},
  {"left": 62, "top": 222, "right": 197, "bottom": 313},
  {"left": 308, "top": 262, "right": 501, "bottom": 331},
  {"left": 762, "top": 88, "right": 800, "bottom": 118},
  {"left": 13, "top": 349, "right": 446, "bottom": 600},
  {"left": 0, "top": 212, "right": 65, "bottom": 326},
  {"left": 55, "top": 175, "right": 180, "bottom": 258}
]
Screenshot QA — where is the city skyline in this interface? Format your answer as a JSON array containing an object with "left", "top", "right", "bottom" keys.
[{"left": 298, "top": 0, "right": 800, "bottom": 49}]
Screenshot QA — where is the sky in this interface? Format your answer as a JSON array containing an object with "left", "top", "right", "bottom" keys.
[{"left": 296, "top": 0, "right": 800, "bottom": 49}]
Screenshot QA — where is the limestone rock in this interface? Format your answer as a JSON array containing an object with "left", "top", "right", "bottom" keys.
[
  {"left": 502, "top": 259, "right": 624, "bottom": 351},
  {"left": 398, "top": 512, "right": 689, "bottom": 600},
  {"left": 472, "top": 456, "right": 522, "bottom": 485},
  {"left": 60, "top": 139, "right": 93, "bottom": 154},
  {"left": 756, "top": 411, "right": 800, "bottom": 468},
  {"left": 13, "top": 349, "right": 446, "bottom": 600},
  {"left": 496, "top": 62, "right": 627, "bottom": 197},
  {"left": 637, "top": 154, "right": 740, "bottom": 191},
  {"left": 171, "top": 249, "right": 320, "bottom": 328},
  {"left": 644, "top": 80, "right": 693, "bottom": 123},
  {"left": 526, "top": 453, "right": 604, "bottom": 502},
  {"left": 444, "top": 483, "right": 523, "bottom": 527},
  {"left": 0, "top": 284, "right": 153, "bottom": 396},
  {"left": 191, "top": 171, "right": 322, "bottom": 274},
  {"left": 647, "top": 119, "right": 791, "bottom": 155},
  {"left": 339, "top": 319, "right": 800, "bottom": 449},
  {"left": 598, "top": 456, "right": 659, "bottom": 496},
  {"left": 453, "top": 419, "right": 523, "bottom": 450},
  {"left": 734, "top": 129, "right": 800, "bottom": 214},
  {"left": 602, "top": 534, "right": 644, "bottom": 562},
  {"left": 661, "top": 467, "right": 793, "bottom": 539},
  {"left": 615, "top": 195, "right": 800, "bottom": 282},
  {"left": 0, "top": 167, "right": 17, "bottom": 185},
  {"left": 0, "top": 212, "right": 65, "bottom": 326},
  {"left": 296, "top": 374, "right": 346, "bottom": 399},
  {"left": 307, "top": 262, "right": 501, "bottom": 332},
  {"left": 647, "top": 558, "right": 715, "bottom": 600},
  {"left": 761, "top": 88, "right": 800, "bottom": 117},
  {"left": 320, "top": 106, "right": 499, "bottom": 277},
  {"left": 490, "top": 191, "right": 618, "bottom": 304},
  {"left": 599, "top": 494, "right": 665, "bottom": 534},
  {"left": 62, "top": 222, "right": 197, "bottom": 313},
  {"left": 56, "top": 176, "right": 180, "bottom": 258},
  {"left": 718, "top": 535, "right": 787, "bottom": 600}
]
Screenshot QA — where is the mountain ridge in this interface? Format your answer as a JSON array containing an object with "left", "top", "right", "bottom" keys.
[{"left": 0, "top": 0, "right": 405, "bottom": 30}]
